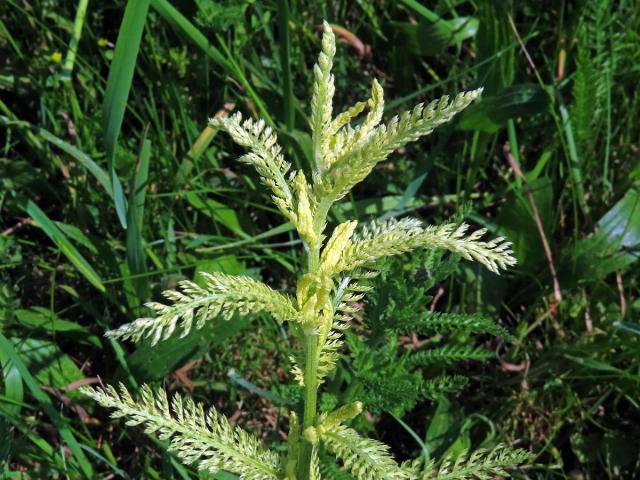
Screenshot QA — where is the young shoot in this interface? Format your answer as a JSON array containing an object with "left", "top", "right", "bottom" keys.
[{"left": 84, "top": 21, "right": 530, "bottom": 480}]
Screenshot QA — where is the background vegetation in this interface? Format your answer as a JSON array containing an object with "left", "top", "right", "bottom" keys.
[{"left": 1, "top": 0, "right": 638, "bottom": 478}]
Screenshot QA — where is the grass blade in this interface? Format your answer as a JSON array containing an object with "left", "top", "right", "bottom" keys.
[
  {"left": 15, "top": 196, "right": 105, "bottom": 292},
  {"left": 558, "top": 98, "right": 587, "bottom": 215},
  {"left": 126, "top": 131, "right": 151, "bottom": 301},
  {"left": 103, "top": 0, "right": 151, "bottom": 227},
  {"left": 0, "top": 343, "right": 24, "bottom": 462},
  {"left": 37, "top": 125, "right": 113, "bottom": 197},
  {"left": 103, "top": 0, "right": 150, "bottom": 161},
  {"left": 277, "top": 0, "right": 294, "bottom": 129},
  {"left": 0, "top": 335, "right": 94, "bottom": 478},
  {"left": 150, "top": 0, "right": 273, "bottom": 124},
  {"left": 0, "top": 116, "right": 113, "bottom": 197},
  {"left": 150, "top": 0, "right": 228, "bottom": 67}
]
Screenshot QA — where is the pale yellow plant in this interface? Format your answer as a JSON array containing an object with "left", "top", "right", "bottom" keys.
[{"left": 84, "top": 22, "right": 529, "bottom": 480}]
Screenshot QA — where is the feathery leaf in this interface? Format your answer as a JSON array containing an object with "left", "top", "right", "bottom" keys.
[
  {"left": 336, "top": 217, "right": 424, "bottom": 272},
  {"left": 405, "top": 312, "right": 513, "bottom": 340},
  {"left": 420, "top": 444, "right": 533, "bottom": 479},
  {"left": 321, "top": 425, "right": 409, "bottom": 479},
  {"left": 82, "top": 384, "right": 281, "bottom": 479},
  {"left": 311, "top": 21, "right": 337, "bottom": 172},
  {"left": 210, "top": 112, "right": 296, "bottom": 223},
  {"left": 310, "top": 447, "right": 322, "bottom": 480},
  {"left": 417, "top": 223, "right": 516, "bottom": 274},
  {"left": 420, "top": 375, "right": 469, "bottom": 400},
  {"left": 408, "top": 345, "right": 494, "bottom": 368},
  {"left": 334, "top": 219, "right": 516, "bottom": 275},
  {"left": 106, "top": 272, "right": 298, "bottom": 344},
  {"left": 317, "top": 89, "right": 482, "bottom": 201}
]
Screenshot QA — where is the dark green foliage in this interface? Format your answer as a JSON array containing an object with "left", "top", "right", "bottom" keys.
[
  {"left": 194, "top": 0, "right": 249, "bottom": 30},
  {"left": 421, "top": 375, "right": 469, "bottom": 400},
  {"left": 335, "top": 251, "right": 510, "bottom": 417},
  {"left": 404, "top": 312, "right": 512, "bottom": 340},
  {"left": 406, "top": 345, "right": 494, "bottom": 368}
]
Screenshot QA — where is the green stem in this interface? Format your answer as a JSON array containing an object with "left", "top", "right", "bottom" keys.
[
  {"left": 297, "top": 332, "right": 319, "bottom": 478},
  {"left": 60, "top": 0, "right": 89, "bottom": 81},
  {"left": 296, "top": 192, "right": 332, "bottom": 477}
]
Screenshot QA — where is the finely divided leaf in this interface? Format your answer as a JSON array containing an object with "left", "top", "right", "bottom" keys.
[
  {"left": 321, "top": 425, "right": 409, "bottom": 479},
  {"left": 318, "top": 89, "right": 482, "bottom": 201},
  {"left": 333, "top": 218, "right": 516, "bottom": 275},
  {"left": 211, "top": 113, "right": 296, "bottom": 223},
  {"left": 106, "top": 272, "right": 298, "bottom": 344},
  {"left": 82, "top": 384, "right": 281, "bottom": 479}
]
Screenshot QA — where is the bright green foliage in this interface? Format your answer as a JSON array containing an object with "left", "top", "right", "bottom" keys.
[
  {"left": 413, "top": 444, "right": 534, "bottom": 479},
  {"left": 105, "top": 272, "right": 298, "bottom": 344},
  {"left": 572, "top": 0, "right": 619, "bottom": 169},
  {"left": 81, "top": 384, "right": 281, "bottom": 479},
  {"left": 421, "top": 376, "right": 471, "bottom": 400},
  {"left": 85, "top": 21, "right": 529, "bottom": 479},
  {"left": 320, "top": 425, "right": 409, "bottom": 479}
]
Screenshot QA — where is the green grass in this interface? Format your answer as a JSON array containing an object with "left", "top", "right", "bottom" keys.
[{"left": 1, "top": 0, "right": 639, "bottom": 478}]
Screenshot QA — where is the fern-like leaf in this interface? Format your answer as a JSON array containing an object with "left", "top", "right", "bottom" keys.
[
  {"left": 318, "top": 90, "right": 482, "bottom": 201},
  {"left": 336, "top": 217, "right": 425, "bottom": 272},
  {"left": 82, "top": 384, "right": 281, "bottom": 479},
  {"left": 106, "top": 272, "right": 298, "bottom": 345},
  {"left": 310, "top": 447, "right": 322, "bottom": 480},
  {"left": 417, "top": 223, "right": 515, "bottom": 274},
  {"left": 320, "top": 425, "right": 409, "bottom": 479},
  {"left": 357, "top": 369, "right": 424, "bottom": 416},
  {"left": 421, "top": 375, "right": 469, "bottom": 400},
  {"left": 405, "top": 312, "right": 512, "bottom": 340},
  {"left": 315, "top": 275, "right": 369, "bottom": 385},
  {"left": 407, "top": 345, "right": 494, "bottom": 368},
  {"left": 420, "top": 443, "right": 533, "bottom": 479},
  {"left": 210, "top": 112, "right": 296, "bottom": 223},
  {"left": 335, "top": 219, "right": 516, "bottom": 275}
]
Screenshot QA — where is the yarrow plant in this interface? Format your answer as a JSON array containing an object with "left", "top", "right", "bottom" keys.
[{"left": 83, "top": 22, "right": 531, "bottom": 479}]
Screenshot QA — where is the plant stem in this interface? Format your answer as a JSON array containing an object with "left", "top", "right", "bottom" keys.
[
  {"left": 296, "top": 196, "right": 332, "bottom": 477},
  {"left": 297, "top": 331, "right": 319, "bottom": 478},
  {"left": 297, "top": 201, "right": 331, "bottom": 478}
]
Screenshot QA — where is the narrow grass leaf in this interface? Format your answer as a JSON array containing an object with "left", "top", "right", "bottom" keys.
[
  {"left": 103, "top": 0, "right": 150, "bottom": 161},
  {"left": 15, "top": 308, "right": 90, "bottom": 335},
  {"left": 126, "top": 132, "right": 151, "bottom": 301},
  {"left": 277, "top": 0, "right": 294, "bottom": 129},
  {"left": 103, "top": 0, "right": 151, "bottom": 227},
  {"left": 613, "top": 321, "right": 640, "bottom": 335},
  {"left": 16, "top": 196, "right": 105, "bottom": 292},
  {"left": 0, "top": 335, "right": 94, "bottom": 478},
  {"left": 0, "top": 118, "right": 113, "bottom": 197},
  {"left": 151, "top": 0, "right": 272, "bottom": 124},
  {"left": 458, "top": 84, "right": 548, "bottom": 133},
  {"left": 150, "top": 0, "right": 228, "bottom": 67},
  {"left": 37, "top": 126, "right": 112, "bottom": 196},
  {"left": 227, "top": 369, "right": 291, "bottom": 405},
  {"left": 0, "top": 343, "right": 24, "bottom": 461},
  {"left": 558, "top": 97, "right": 587, "bottom": 214},
  {"left": 0, "top": 410, "right": 61, "bottom": 467}
]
